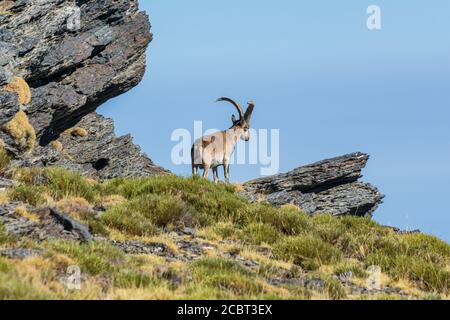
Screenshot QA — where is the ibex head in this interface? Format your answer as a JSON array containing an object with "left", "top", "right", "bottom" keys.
[{"left": 215, "top": 97, "right": 255, "bottom": 141}]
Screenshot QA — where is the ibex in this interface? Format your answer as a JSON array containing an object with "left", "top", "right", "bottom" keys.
[{"left": 191, "top": 97, "right": 254, "bottom": 183}]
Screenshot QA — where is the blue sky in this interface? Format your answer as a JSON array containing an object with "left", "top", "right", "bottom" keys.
[{"left": 99, "top": 1, "right": 450, "bottom": 241}]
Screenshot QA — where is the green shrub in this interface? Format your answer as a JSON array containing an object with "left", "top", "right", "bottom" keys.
[
  {"left": 258, "top": 206, "right": 311, "bottom": 235},
  {"left": 274, "top": 235, "right": 342, "bottom": 270},
  {"left": 212, "top": 222, "right": 241, "bottom": 239},
  {"left": 0, "top": 222, "right": 9, "bottom": 244},
  {"left": 8, "top": 185, "right": 46, "bottom": 206}
]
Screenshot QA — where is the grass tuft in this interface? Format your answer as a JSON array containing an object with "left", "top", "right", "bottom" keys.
[
  {"left": 0, "top": 145, "right": 10, "bottom": 173},
  {"left": 67, "top": 127, "right": 88, "bottom": 138},
  {"left": 273, "top": 235, "right": 342, "bottom": 270},
  {"left": 1, "top": 167, "right": 449, "bottom": 298},
  {"left": 50, "top": 140, "right": 63, "bottom": 152}
]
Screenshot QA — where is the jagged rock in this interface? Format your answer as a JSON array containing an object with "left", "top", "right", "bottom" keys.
[
  {"left": 0, "top": 91, "right": 19, "bottom": 126},
  {"left": 0, "top": 248, "right": 42, "bottom": 259},
  {"left": 0, "top": 0, "right": 169, "bottom": 178},
  {"left": 15, "top": 112, "right": 168, "bottom": 179},
  {"left": 242, "top": 153, "right": 384, "bottom": 217}
]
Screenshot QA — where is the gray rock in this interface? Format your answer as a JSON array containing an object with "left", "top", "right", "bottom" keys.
[
  {"left": 0, "top": 0, "right": 169, "bottom": 178},
  {"left": 48, "top": 207, "right": 92, "bottom": 242},
  {"left": 242, "top": 153, "right": 384, "bottom": 217},
  {"left": 0, "top": 204, "right": 89, "bottom": 242},
  {"left": 15, "top": 112, "right": 169, "bottom": 179}
]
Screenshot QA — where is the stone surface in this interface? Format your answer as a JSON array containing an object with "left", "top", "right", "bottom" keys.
[
  {"left": 0, "top": 0, "right": 168, "bottom": 178},
  {"left": 242, "top": 153, "right": 384, "bottom": 217}
]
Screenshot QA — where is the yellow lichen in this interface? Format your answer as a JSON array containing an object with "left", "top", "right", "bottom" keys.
[
  {"left": 67, "top": 127, "right": 88, "bottom": 138},
  {"left": 1, "top": 110, "right": 36, "bottom": 151},
  {"left": 50, "top": 140, "right": 63, "bottom": 152},
  {"left": 4, "top": 76, "right": 32, "bottom": 105}
]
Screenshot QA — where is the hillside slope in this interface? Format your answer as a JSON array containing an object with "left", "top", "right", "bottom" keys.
[{"left": 0, "top": 158, "right": 448, "bottom": 299}]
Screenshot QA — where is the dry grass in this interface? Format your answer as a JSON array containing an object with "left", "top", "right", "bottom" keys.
[
  {"left": 1, "top": 110, "right": 36, "bottom": 151},
  {"left": 14, "top": 206, "right": 39, "bottom": 223},
  {"left": 4, "top": 76, "right": 31, "bottom": 105}
]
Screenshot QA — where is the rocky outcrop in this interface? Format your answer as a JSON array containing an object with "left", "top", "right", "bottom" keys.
[
  {"left": 0, "top": 0, "right": 167, "bottom": 177},
  {"left": 242, "top": 153, "right": 384, "bottom": 217},
  {"left": 0, "top": 1, "right": 381, "bottom": 217}
]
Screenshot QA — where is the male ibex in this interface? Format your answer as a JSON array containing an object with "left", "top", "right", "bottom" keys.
[{"left": 191, "top": 97, "right": 254, "bottom": 183}]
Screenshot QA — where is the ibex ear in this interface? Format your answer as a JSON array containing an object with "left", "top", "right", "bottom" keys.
[
  {"left": 231, "top": 114, "right": 237, "bottom": 123},
  {"left": 244, "top": 101, "right": 254, "bottom": 125}
]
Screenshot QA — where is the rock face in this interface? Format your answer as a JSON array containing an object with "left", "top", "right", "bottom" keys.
[
  {"left": 242, "top": 153, "right": 384, "bottom": 217},
  {"left": 0, "top": 0, "right": 167, "bottom": 178},
  {"left": 17, "top": 112, "right": 168, "bottom": 179}
]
